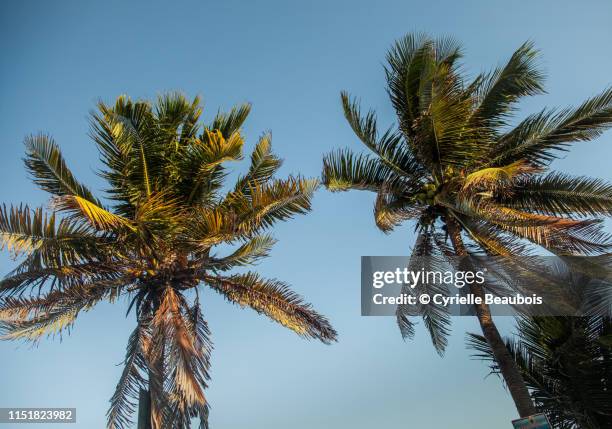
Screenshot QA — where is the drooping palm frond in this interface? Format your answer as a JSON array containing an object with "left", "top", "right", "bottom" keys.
[
  {"left": 152, "top": 288, "right": 207, "bottom": 415},
  {"left": 107, "top": 323, "right": 150, "bottom": 429},
  {"left": 394, "top": 227, "right": 453, "bottom": 354},
  {"left": 0, "top": 282, "right": 117, "bottom": 341},
  {"left": 204, "top": 272, "right": 337, "bottom": 344}
]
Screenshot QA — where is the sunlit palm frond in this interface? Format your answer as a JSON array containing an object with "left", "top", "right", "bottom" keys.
[
  {"left": 234, "top": 133, "right": 282, "bottom": 194},
  {"left": 24, "top": 134, "right": 99, "bottom": 202},
  {"left": 53, "top": 195, "right": 133, "bottom": 232},
  {"left": 461, "top": 160, "right": 541, "bottom": 194},
  {"left": 209, "top": 103, "right": 251, "bottom": 139},
  {"left": 204, "top": 272, "right": 337, "bottom": 343},
  {"left": 374, "top": 183, "right": 422, "bottom": 233},
  {"left": 231, "top": 176, "right": 318, "bottom": 235}
]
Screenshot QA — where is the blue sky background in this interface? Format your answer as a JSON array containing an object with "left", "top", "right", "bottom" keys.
[{"left": 1, "top": 0, "right": 612, "bottom": 427}]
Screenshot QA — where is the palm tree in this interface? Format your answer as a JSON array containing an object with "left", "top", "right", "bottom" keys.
[
  {"left": 322, "top": 33, "right": 612, "bottom": 417},
  {"left": 0, "top": 93, "right": 337, "bottom": 429},
  {"left": 468, "top": 315, "right": 612, "bottom": 428}
]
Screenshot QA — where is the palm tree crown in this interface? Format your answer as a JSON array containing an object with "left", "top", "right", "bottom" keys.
[
  {"left": 0, "top": 93, "right": 337, "bottom": 428},
  {"left": 323, "top": 34, "right": 612, "bottom": 351},
  {"left": 322, "top": 33, "right": 612, "bottom": 418}
]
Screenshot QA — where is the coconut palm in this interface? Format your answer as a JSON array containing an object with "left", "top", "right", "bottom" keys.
[
  {"left": 0, "top": 93, "right": 337, "bottom": 429},
  {"left": 322, "top": 33, "right": 612, "bottom": 417},
  {"left": 468, "top": 315, "right": 612, "bottom": 428}
]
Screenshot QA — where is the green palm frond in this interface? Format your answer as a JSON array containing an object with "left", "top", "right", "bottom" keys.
[
  {"left": 385, "top": 34, "right": 462, "bottom": 136},
  {"left": 24, "top": 134, "right": 99, "bottom": 202},
  {"left": 154, "top": 93, "right": 202, "bottom": 142},
  {"left": 204, "top": 272, "right": 337, "bottom": 343},
  {"left": 461, "top": 160, "right": 540, "bottom": 193},
  {"left": 234, "top": 133, "right": 282, "bottom": 194},
  {"left": 209, "top": 103, "right": 251, "bottom": 138},
  {"left": 469, "top": 41, "right": 545, "bottom": 128},
  {"left": 231, "top": 176, "right": 318, "bottom": 234},
  {"left": 395, "top": 228, "right": 452, "bottom": 354},
  {"left": 0, "top": 204, "right": 99, "bottom": 259},
  {"left": 489, "top": 87, "right": 612, "bottom": 167},
  {"left": 322, "top": 149, "right": 399, "bottom": 192},
  {"left": 373, "top": 184, "right": 422, "bottom": 233},
  {"left": 208, "top": 235, "right": 277, "bottom": 271},
  {"left": 340, "top": 92, "right": 424, "bottom": 177},
  {"left": 502, "top": 172, "right": 612, "bottom": 217}
]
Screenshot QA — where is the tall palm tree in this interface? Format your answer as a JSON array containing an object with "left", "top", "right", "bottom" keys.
[
  {"left": 468, "top": 315, "right": 612, "bottom": 428},
  {"left": 322, "top": 33, "right": 612, "bottom": 417},
  {"left": 0, "top": 93, "right": 337, "bottom": 429}
]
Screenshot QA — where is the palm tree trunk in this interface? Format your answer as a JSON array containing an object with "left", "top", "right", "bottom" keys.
[
  {"left": 137, "top": 388, "right": 152, "bottom": 429},
  {"left": 445, "top": 218, "right": 537, "bottom": 418}
]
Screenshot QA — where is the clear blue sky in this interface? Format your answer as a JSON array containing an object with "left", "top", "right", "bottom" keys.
[{"left": 1, "top": 1, "right": 612, "bottom": 428}]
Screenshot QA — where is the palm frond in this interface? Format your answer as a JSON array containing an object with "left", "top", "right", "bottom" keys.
[
  {"left": 53, "top": 195, "right": 133, "bottom": 232},
  {"left": 204, "top": 273, "right": 337, "bottom": 343},
  {"left": 469, "top": 41, "right": 545, "bottom": 128},
  {"left": 234, "top": 133, "right": 282, "bottom": 194},
  {"left": 322, "top": 149, "right": 408, "bottom": 193},
  {"left": 0, "top": 284, "right": 111, "bottom": 341},
  {"left": 153, "top": 289, "right": 207, "bottom": 411},
  {"left": 24, "top": 134, "right": 99, "bottom": 202},
  {"left": 208, "top": 235, "right": 276, "bottom": 271},
  {"left": 489, "top": 87, "right": 612, "bottom": 167},
  {"left": 107, "top": 323, "right": 150, "bottom": 429},
  {"left": 373, "top": 183, "right": 422, "bottom": 233},
  {"left": 502, "top": 172, "right": 612, "bottom": 217},
  {"left": 209, "top": 103, "right": 251, "bottom": 138},
  {"left": 340, "top": 92, "right": 424, "bottom": 178}
]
